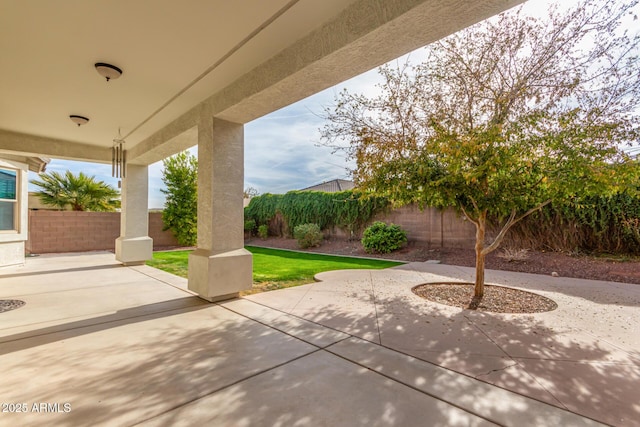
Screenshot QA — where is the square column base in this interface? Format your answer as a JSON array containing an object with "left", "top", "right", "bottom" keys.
[
  {"left": 188, "top": 248, "right": 252, "bottom": 302},
  {"left": 115, "top": 236, "right": 153, "bottom": 265}
]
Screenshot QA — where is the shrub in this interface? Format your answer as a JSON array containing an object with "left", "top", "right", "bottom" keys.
[
  {"left": 258, "top": 224, "right": 269, "bottom": 240},
  {"left": 244, "top": 190, "right": 389, "bottom": 238},
  {"left": 361, "top": 221, "right": 407, "bottom": 254},
  {"left": 244, "top": 219, "right": 256, "bottom": 235},
  {"left": 497, "top": 248, "right": 530, "bottom": 262},
  {"left": 293, "top": 223, "right": 323, "bottom": 249}
]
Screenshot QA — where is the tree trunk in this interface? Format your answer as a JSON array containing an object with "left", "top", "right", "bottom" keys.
[{"left": 474, "top": 216, "right": 486, "bottom": 298}]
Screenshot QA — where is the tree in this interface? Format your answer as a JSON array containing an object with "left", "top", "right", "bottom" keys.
[
  {"left": 30, "top": 171, "right": 120, "bottom": 212},
  {"left": 161, "top": 151, "right": 198, "bottom": 246},
  {"left": 321, "top": 0, "right": 640, "bottom": 299},
  {"left": 243, "top": 186, "right": 260, "bottom": 198}
]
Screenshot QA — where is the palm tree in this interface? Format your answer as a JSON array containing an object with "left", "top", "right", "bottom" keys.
[{"left": 30, "top": 171, "right": 120, "bottom": 211}]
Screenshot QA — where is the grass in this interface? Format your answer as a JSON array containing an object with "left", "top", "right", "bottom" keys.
[{"left": 147, "top": 245, "right": 404, "bottom": 294}]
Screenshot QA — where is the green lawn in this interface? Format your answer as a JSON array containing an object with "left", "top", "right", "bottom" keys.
[{"left": 147, "top": 246, "right": 404, "bottom": 294}]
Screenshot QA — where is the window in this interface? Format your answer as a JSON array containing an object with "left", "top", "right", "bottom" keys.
[{"left": 0, "top": 168, "right": 17, "bottom": 231}]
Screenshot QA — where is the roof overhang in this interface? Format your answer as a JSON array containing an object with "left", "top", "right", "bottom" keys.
[{"left": 0, "top": 0, "right": 524, "bottom": 165}]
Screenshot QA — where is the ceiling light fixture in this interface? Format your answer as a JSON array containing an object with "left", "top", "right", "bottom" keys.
[
  {"left": 95, "top": 62, "right": 123, "bottom": 81},
  {"left": 69, "top": 115, "right": 89, "bottom": 126}
]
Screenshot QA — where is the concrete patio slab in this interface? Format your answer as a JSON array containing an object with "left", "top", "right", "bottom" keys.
[
  {"left": 142, "top": 350, "right": 498, "bottom": 427},
  {"left": 220, "top": 298, "right": 350, "bottom": 348},
  {"left": 247, "top": 261, "right": 640, "bottom": 426},
  {"left": 327, "top": 337, "right": 601, "bottom": 426},
  {"left": 1, "top": 252, "right": 629, "bottom": 426}
]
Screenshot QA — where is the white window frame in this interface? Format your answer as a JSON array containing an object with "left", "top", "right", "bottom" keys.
[{"left": 0, "top": 166, "right": 19, "bottom": 233}]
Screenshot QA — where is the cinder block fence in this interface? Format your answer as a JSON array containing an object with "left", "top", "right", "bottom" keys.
[
  {"left": 26, "top": 206, "right": 475, "bottom": 255},
  {"left": 26, "top": 211, "right": 179, "bottom": 254}
]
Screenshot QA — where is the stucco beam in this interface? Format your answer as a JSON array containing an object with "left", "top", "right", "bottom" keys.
[
  {"left": 0, "top": 129, "right": 110, "bottom": 163},
  {"left": 212, "top": 0, "right": 524, "bottom": 123},
  {"left": 126, "top": 0, "right": 523, "bottom": 165},
  {"left": 126, "top": 113, "right": 199, "bottom": 166}
]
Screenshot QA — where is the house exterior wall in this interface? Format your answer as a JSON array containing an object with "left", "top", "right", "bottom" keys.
[
  {"left": 26, "top": 211, "right": 179, "bottom": 254},
  {"left": 0, "top": 158, "right": 28, "bottom": 267}
]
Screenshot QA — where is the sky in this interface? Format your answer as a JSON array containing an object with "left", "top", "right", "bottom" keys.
[{"left": 28, "top": 0, "right": 638, "bottom": 209}]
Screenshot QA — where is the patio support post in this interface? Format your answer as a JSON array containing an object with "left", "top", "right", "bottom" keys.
[
  {"left": 115, "top": 164, "right": 153, "bottom": 265},
  {"left": 188, "top": 116, "right": 252, "bottom": 302}
]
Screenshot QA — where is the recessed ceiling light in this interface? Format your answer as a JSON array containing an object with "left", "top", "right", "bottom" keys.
[
  {"left": 69, "top": 115, "right": 89, "bottom": 126},
  {"left": 95, "top": 62, "right": 123, "bottom": 81}
]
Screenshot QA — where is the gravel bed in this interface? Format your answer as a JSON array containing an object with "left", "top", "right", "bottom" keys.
[
  {"left": 412, "top": 283, "right": 558, "bottom": 313},
  {"left": 0, "top": 299, "right": 26, "bottom": 313}
]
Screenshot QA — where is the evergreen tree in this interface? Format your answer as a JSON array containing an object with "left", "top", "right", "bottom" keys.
[{"left": 161, "top": 151, "right": 198, "bottom": 246}]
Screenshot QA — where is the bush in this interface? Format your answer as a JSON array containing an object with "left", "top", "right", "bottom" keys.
[
  {"left": 161, "top": 151, "right": 198, "bottom": 246},
  {"left": 258, "top": 224, "right": 269, "bottom": 240},
  {"left": 244, "top": 190, "right": 389, "bottom": 238},
  {"left": 244, "top": 219, "right": 256, "bottom": 235},
  {"left": 361, "top": 221, "right": 407, "bottom": 254},
  {"left": 293, "top": 223, "right": 323, "bottom": 249}
]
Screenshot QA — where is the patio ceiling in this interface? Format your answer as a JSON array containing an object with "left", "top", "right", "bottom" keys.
[{"left": 0, "top": 0, "right": 523, "bottom": 165}]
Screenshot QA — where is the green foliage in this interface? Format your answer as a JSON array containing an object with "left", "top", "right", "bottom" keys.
[
  {"left": 506, "top": 192, "right": 640, "bottom": 254},
  {"left": 244, "top": 190, "right": 389, "bottom": 237},
  {"left": 30, "top": 171, "right": 120, "bottom": 211},
  {"left": 161, "top": 151, "right": 197, "bottom": 246},
  {"left": 244, "top": 193, "right": 284, "bottom": 226},
  {"left": 361, "top": 221, "right": 407, "bottom": 254},
  {"left": 258, "top": 224, "right": 269, "bottom": 240},
  {"left": 244, "top": 219, "right": 256, "bottom": 235},
  {"left": 293, "top": 223, "right": 323, "bottom": 248},
  {"left": 321, "top": 1, "right": 640, "bottom": 294}
]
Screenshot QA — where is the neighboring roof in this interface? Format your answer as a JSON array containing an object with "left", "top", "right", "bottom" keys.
[{"left": 300, "top": 179, "right": 354, "bottom": 193}]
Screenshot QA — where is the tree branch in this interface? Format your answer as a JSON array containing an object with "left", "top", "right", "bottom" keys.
[{"left": 482, "top": 199, "right": 552, "bottom": 255}]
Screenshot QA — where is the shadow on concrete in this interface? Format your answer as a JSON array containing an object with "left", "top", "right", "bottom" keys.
[
  {"left": 252, "top": 277, "right": 640, "bottom": 426},
  {"left": 0, "top": 263, "right": 125, "bottom": 280},
  {"left": 0, "top": 297, "right": 209, "bottom": 355}
]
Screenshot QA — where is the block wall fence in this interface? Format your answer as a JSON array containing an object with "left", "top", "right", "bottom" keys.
[
  {"left": 330, "top": 205, "right": 476, "bottom": 249},
  {"left": 26, "top": 211, "right": 179, "bottom": 254},
  {"left": 26, "top": 206, "right": 476, "bottom": 255},
  {"left": 377, "top": 205, "right": 476, "bottom": 248}
]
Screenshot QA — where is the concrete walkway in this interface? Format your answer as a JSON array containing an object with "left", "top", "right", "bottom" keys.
[{"left": 1, "top": 252, "right": 637, "bottom": 426}]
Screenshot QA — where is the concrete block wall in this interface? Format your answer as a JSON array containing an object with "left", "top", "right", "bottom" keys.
[
  {"left": 26, "top": 211, "right": 179, "bottom": 254},
  {"left": 329, "top": 205, "right": 476, "bottom": 249},
  {"left": 375, "top": 205, "right": 476, "bottom": 249}
]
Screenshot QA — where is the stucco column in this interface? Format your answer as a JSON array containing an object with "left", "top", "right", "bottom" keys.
[
  {"left": 188, "top": 116, "right": 252, "bottom": 301},
  {"left": 115, "top": 164, "right": 153, "bottom": 265}
]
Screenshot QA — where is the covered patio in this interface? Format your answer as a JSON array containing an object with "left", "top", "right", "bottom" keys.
[
  {"left": 3, "top": 252, "right": 636, "bottom": 425},
  {"left": 1, "top": 0, "right": 523, "bottom": 299},
  {"left": 3, "top": 1, "right": 638, "bottom": 426}
]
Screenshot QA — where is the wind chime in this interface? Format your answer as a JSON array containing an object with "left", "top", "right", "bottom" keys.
[{"left": 112, "top": 137, "right": 126, "bottom": 179}]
